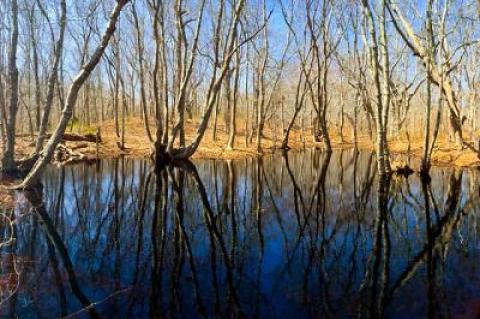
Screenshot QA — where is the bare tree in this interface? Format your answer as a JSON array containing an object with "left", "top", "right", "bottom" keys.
[
  {"left": 162, "top": 0, "right": 208, "bottom": 159},
  {"left": 27, "top": 2, "right": 41, "bottom": 131},
  {"left": 386, "top": 0, "right": 468, "bottom": 149},
  {"left": 161, "top": 0, "right": 247, "bottom": 161},
  {"left": 420, "top": 0, "right": 434, "bottom": 174},
  {"left": 279, "top": 0, "right": 312, "bottom": 150},
  {"left": 305, "top": 0, "right": 336, "bottom": 151},
  {"left": 226, "top": 36, "right": 241, "bottom": 150},
  {"left": 18, "top": 0, "right": 131, "bottom": 188},
  {"left": 1, "top": 0, "right": 19, "bottom": 174},
  {"left": 360, "top": 0, "right": 391, "bottom": 175},
  {"left": 34, "top": 0, "right": 67, "bottom": 153},
  {"left": 131, "top": 1, "right": 153, "bottom": 142}
]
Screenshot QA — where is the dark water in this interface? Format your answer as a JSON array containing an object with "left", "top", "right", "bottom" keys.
[{"left": 1, "top": 150, "right": 480, "bottom": 318}]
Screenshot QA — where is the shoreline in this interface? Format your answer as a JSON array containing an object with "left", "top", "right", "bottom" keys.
[
  {"left": 5, "top": 116, "right": 480, "bottom": 167},
  {"left": 1, "top": 138, "right": 478, "bottom": 210},
  {"left": 1, "top": 117, "right": 479, "bottom": 209}
]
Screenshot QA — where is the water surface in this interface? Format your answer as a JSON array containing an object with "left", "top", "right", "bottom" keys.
[{"left": 1, "top": 150, "right": 479, "bottom": 318}]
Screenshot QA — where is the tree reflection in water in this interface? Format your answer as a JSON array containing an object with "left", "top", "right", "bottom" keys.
[{"left": 0, "top": 150, "right": 479, "bottom": 318}]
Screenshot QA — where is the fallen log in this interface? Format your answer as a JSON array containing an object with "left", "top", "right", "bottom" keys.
[
  {"left": 62, "top": 132, "right": 101, "bottom": 143},
  {"left": 70, "top": 142, "right": 89, "bottom": 150},
  {"left": 54, "top": 144, "right": 85, "bottom": 163}
]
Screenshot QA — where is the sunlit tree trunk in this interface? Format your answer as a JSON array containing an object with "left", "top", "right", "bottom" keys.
[
  {"left": 212, "top": 91, "right": 220, "bottom": 142},
  {"left": 339, "top": 78, "right": 345, "bottom": 143},
  {"left": 1, "top": 0, "right": 19, "bottom": 174},
  {"left": 174, "top": 0, "right": 186, "bottom": 147},
  {"left": 28, "top": 4, "right": 42, "bottom": 131},
  {"left": 166, "top": 0, "right": 208, "bottom": 155},
  {"left": 421, "top": 0, "right": 434, "bottom": 174},
  {"left": 387, "top": 0, "right": 464, "bottom": 149},
  {"left": 256, "top": 2, "right": 268, "bottom": 154},
  {"left": 226, "top": 41, "right": 240, "bottom": 150},
  {"left": 281, "top": 73, "right": 308, "bottom": 150},
  {"left": 379, "top": 0, "right": 391, "bottom": 173},
  {"left": 168, "top": 0, "right": 246, "bottom": 160},
  {"left": 361, "top": 0, "right": 388, "bottom": 175},
  {"left": 132, "top": 2, "right": 153, "bottom": 143},
  {"left": 429, "top": 1, "right": 448, "bottom": 167},
  {"left": 0, "top": 12, "right": 6, "bottom": 146},
  {"left": 34, "top": 0, "right": 66, "bottom": 153},
  {"left": 18, "top": 0, "right": 130, "bottom": 188},
  {"left": 113, "top": 33, "right": 121, "bottom": 145},
  {"left": 244, "top": 41, "right": 250, "bottom": 148}
]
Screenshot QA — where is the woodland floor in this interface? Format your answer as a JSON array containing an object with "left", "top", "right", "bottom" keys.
[
  {"left": 12, "top": 116, "right": 479, "bottom": 165},
  {"left": 1, "top": 116, "right": 479, "bottom": 208},
  {"left": 6, "top": 116, "right": 480, "bottom": 167}
]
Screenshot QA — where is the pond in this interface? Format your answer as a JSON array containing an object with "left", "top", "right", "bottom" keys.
[{"left": 0, "top": 149, "right": 479, "bottom": 318}]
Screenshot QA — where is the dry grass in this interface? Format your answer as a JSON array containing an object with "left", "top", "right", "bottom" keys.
[
  {"left": 11, "top": 117, "right": 320, "bottom": 160},
  {"left": 386, "top": 138, "right": 480, "bottom": 168},
  {"left": 7, "top": 116, "right": 480, "bottom": 166},
  {"left": 0, "top": 180, "right": 16, "bottom": 210},
  {"left": 1, "top": 116, "right": 479, "bottom": 209}
]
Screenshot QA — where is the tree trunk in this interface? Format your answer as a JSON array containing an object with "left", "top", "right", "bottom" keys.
[
  {"left": 1, "top": 0, "right": 19, "bottom": 174},
  {"left": 379, "top": 0, "right": 391, "bottom": 173},
  {"left": 30, "top": 6, "right": 42, "bottom": 131},
  {"left": 387, "top": 0, "right": 463, "bottom": 149},
  {"left": 421, "top": 0, "right": 434, "bottom": 174},
  {"left": 429, "top": 3, "right": 448, "bottom": 163},
  {"left": 280, "top": 96, "right": 285, "bottom": 138},
  {"left": 166, "top": 0, "right": 208, "bottom": 154},
  {"left": 339, "top": 82, "right": 345, "bottom": 143},
  {"left": 34, "top": 0, "right": 66, "bottom": 153},
  {"left": 362, "top": 0, "right": 387, "bottom": 175},
  {"left": 0, "top": 55, "right": 7, "bottom": 146},
  {"left": 226, "top": 45, "right": 240, "bottom": 150},
  {"left": 167, "top": 0, "right": 244, "bottom": 160},
  {"left": 256, "top": 1, "right": 269, "bottom": 154},
  {"left": 132, "top": 3, "right": 153, "bottom": 143},
  {"left": 212, "top": 92, "right": 219, "bottom": 141},
  {"left": 18, "top": 0, "right": 130, "bottom": 188},
  {"left": 113, "top": 35, "right": 121, "bottom": 143},
  {"left": 281, "top": 73, "right": 308, "bottom": 150},
  {"left": 352, "top": 94, "right": 358, "bottom": 149}
]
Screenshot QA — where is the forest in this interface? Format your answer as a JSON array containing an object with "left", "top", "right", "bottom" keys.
[
  {"left": 0, "top": 0, "right": 479, "bottom": 186},
  {"left": 2, "top": 1, "right": 480, "bottom": 317}
]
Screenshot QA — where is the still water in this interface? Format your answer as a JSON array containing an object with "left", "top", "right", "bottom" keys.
[{"left": 1, "top": 150, "right": 480, "bottom": 318}]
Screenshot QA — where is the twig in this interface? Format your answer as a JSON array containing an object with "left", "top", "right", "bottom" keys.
[{"left": 60, "top": 286, "right": 133, "bottom": 319}]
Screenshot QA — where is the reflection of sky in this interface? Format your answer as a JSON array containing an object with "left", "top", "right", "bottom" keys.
[{"left": 2, "top": 150, "right": 480, "bottom": 318}]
